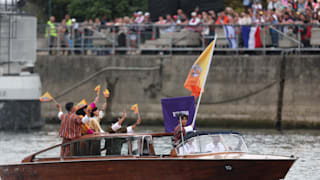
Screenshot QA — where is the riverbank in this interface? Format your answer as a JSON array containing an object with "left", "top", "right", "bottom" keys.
[{"left": 36, "top": 54, "right": 320, "bottom": 129}]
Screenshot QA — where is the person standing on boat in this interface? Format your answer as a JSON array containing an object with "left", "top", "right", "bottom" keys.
[
  {"left": 174, "top": 114, "right": 194, "bottom": 143},
  {"left": 56, "top": 102, "right": 90, "bottom": 157},
  {"left": 86, "top": 102, "right": 106, "bottom": 133},
  {"left": 126, "top": 114, "right": 142, "bottom": 133},
  {"left": 106, "top": 110, "right": 142, "bottom": 133},
  {"left": 75, "top": 105, "right": 94, "bottom": 135},
  {"left": 75, "top": 95, "right": 103, "bottom": 134}
]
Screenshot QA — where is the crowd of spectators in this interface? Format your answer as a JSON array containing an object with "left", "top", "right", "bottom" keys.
[{"left": 47, "top": 0, "right": 320, "bottom": 55}]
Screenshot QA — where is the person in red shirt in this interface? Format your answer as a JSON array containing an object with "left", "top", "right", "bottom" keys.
[
  {"left": 56, "top": 102, "right": 90, "bottom": 157},
  {"left": 174, "top": 114, "right": 194, "bottom": 143}
]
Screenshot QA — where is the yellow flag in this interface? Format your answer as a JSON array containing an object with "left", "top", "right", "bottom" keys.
[
  {"left": 131, "top": 104, "right": 139, "bottom": 114},
  {"left": 184, "top": 40, "right": 215, "bottom": 97},
  {"left": 94, "top": 85, "right": 101, "bottom": 95},
  {"left": 76, "top": 99, "right": 87, "bottom": 109},
  {"left": 40, "top": 92, "right": 53, "bottom": 102},
  {"left": 103, "top": 89, "right": 110, "bottom": 98}
]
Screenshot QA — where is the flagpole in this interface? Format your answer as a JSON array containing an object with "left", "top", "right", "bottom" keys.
[
  {"left": 179, "top": 115, "right": 185, "bottom": 155},
  {"left": 52, "top": 98, "right": 58, "bottom": 104},
  {"left": 192, "top": 34, "right": 217, "bottom": 127}
]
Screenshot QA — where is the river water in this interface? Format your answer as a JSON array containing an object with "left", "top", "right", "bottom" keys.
[{"left": 0, "top": 125, "right": 319, "bottom": 180}]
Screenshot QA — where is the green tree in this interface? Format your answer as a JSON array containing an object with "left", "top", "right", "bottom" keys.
[
  {"left": 67, "top": 0, "right": 148, "bottom": 21},
  {"left": 27, "top": 0, "right": 148, "bottom": 23},
  {"left": 51, "top": 0, "right": 69, "bottom": 21},
  {"left": 224, "top": 0, "right": 245, "bottom": 12},
  {"left": 224, "top": 0, "right": 268, "bottom": 12},
  {"left": 27, "top": 0, "right": 69, "bottom": 23}
]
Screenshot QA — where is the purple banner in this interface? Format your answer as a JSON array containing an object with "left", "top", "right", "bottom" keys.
[{"left": 161, "top": 96, "right": 195, "bottom": 133}]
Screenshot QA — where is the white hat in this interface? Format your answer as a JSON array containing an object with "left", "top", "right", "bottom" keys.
[
  {"left": 144, "top": 12, "right": 150, "bottom": 16},
  {"left": 71, "top": 18, "right": 76, "bottom": 22},
  {"left": 191, "top": 12, "right": 196, "bottom": 16},
  {"left": 137, "top": 11, "right": 143, "bottom": 15}
]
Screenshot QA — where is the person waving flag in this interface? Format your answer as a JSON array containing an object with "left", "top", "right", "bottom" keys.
[
  {"left": 76, "top": 99, "right": 87, "bottom": 109},
  {"left": 40, "top": 92, "right": 54, "bottom": 102},
  {"left": 40, "top": 91, "right": 57, "bottom": 103},
  {"left": 94, "top": 85, "right": 101, "bottom": 95},
  {"left": 103, "top": 89, "right": 110, "bottom": 98}
]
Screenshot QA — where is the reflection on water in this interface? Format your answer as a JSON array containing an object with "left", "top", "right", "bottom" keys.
[{"left": 0, "top": 125, "right": 319, "bottom": 180}]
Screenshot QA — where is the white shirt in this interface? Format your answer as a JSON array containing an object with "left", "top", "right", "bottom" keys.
[
  {"left": 111, "top": 122, "right": 121, "bottom": 132},
  {"left": 189, "top": 18, "right": 200, "bottom": 26},
  {"left": 178, "top": 142, "right": 196, "bottom": 155},
  {"left": 184, "top": 125, "right": 193, "bottom": 133},
  {"left": 58, "top": 111, "right": 89, "bottom": 124},
  {"left": 99, "top": 111, "right": 104, "bottom": 119},
  {"left": 135, "top": 16, "right": 145, "bottom": 24},
  {"left": 111, "top": 122, "right": 134, "bottom": 133},
  {"left": 239, "top": 17, "right": 252, "bottom": 25},
  {"left": 185, "top": 142, "right": 195, "bottom": 154},
  {"left": 252, "top": 3, "right": 262, "bottom": 10},
  {"left": 268, "top": 1, "right": 282, "bottom": 11},
  {"left": 205, "top": 142, "right": 226, "bottom": 153},
  {"left": 126, "top": 126, "right": 133, "bottom": 133},
  {"left": 58, "top": 112, "right": 63, "bottom": 120},
  {"left": 81, "top": 115, "right": 90, "bottom": 124}
]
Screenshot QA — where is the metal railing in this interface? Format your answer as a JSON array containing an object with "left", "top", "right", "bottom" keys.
[
  {"left": 37, "top": 23, "right": 320, "bottom": 55},
  {"left": 0, "top": 0, "right": 19, "bottom": 13}
]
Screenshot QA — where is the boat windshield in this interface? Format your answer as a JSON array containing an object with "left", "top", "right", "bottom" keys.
[
  {"left": 33, "top": 136, "right": 143, "bottom": 160},
  {"left": 175, "top": 133, "right": 248, "bottom": 155}
]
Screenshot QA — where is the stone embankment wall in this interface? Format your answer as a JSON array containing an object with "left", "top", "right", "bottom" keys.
[{"left": 35, "top": 55, "right": 320, "bottom": 128}]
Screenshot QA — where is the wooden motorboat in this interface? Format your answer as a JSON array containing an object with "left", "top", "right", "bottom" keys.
[{"left": 0, "top": 131, "right": 296, "bottom": 180}]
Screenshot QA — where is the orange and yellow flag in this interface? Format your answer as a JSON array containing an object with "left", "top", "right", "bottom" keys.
[
  {"left": 131, "top": 104, "right": 139, "bottom": 114},
  {"left": 94, "top": 85, "right": 101, "bottom": 95},
  {"left": 40, "top": 92, "right": 54, "bottom": 102},
  {"left": 103, "top": 89, "right": 110, "bottom": 98},
  {"left": 76, "top": 99, "right": 88, "bottom": 109},
  {"left": 184, "top": 40, "right": 215, "bottom": 97}
]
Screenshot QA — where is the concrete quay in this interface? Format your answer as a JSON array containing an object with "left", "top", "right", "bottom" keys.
[{"left": 36, "top": 55, "right": 320, "bottom": 129}]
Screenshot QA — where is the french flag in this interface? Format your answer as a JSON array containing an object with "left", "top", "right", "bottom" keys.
[
  {"left": 248, "top": 26, "right": 262, "bottom": 49},
  {"left": 241, "top": 26, "right": 250, "bottom": 48}
]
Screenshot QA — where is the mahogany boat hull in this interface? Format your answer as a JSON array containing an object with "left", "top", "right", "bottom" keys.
[{"left": 0, "top": 158, "right": 295, "bottom": 180}]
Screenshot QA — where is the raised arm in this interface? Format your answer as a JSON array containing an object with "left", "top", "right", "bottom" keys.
[
  {"left": 102, "top": 101, "right": 107, "bottom": 111},
  {"left": 56, "top": 103, "right": 63, "bottom": 120},
  {"left": 127, "top": 114, "right": 142, "bottom": 133},
  {"left": 93, "top": 94, "right": 100, "bottom": 104},
  {"left": 117, "top": 109, "right": 127, "bottom": 125}
]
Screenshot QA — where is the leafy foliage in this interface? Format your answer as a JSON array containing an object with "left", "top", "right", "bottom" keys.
[
  {"left": 28, "top": 0, "right": 256, "bottom": 22},
  {"left": 67, "top": 0, "right": 148, "bottom": 21},
  {"left": 224, "top": 0, "right": 245, "bottom": 12},
  {"left": 224, "top": 0, "right": 268, "bottom": 13},
  {"left": 28, "top": 0, "right": 148, "bottom": 22}
]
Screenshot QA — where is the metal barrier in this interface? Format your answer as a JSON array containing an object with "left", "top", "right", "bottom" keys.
[{"left": 37, "top": 23, "right": 320, "bottom": 55}]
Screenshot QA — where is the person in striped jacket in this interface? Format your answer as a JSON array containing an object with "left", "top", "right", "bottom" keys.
[{"left": 56, "top": 102, "right": 90, "bottom": 157}]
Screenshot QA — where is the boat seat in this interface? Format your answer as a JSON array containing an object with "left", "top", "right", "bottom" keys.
[{"left": 104, "top": 138, "right": 126, "bottom": 156}]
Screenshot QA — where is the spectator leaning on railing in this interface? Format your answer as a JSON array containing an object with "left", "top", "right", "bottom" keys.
[{"left": 45, "top": 1, "right": 320, "bottom": 55}]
